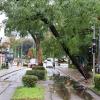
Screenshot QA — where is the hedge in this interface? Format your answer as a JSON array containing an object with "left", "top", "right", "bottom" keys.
[
  {"left": 94, "top": 74, "right": 100, "bottom": 90},
  {"left": 22, "top": 75, "right": 38, "bottom": 87},
  {"left": 26, "top": 70, "right": 45, "bottom": 80},
  {"left": 32, "top": 66, "right": 45, "bottom": 70},
  {"left": 1, "top": 63, "right": 8, "bottom": 69},
  {"left": 23, "top": 63, "right": 28, "bottom": 67}
]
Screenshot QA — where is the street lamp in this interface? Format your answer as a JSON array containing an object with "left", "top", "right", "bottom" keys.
[
  {"left": 92, "top": 25, "right": 96, "bottom": 84},
  {"left": 98, "top": 27, "right": 100, "bottom": 68},
  {"left": 0, "top": 37, "right": 2, "bottom": 65}
]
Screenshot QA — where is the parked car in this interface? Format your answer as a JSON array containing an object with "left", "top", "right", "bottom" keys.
[
  {"left": 46, "top": 60, "right": 53, "bottom": 68},
  {"left": 43, "top": 60, "right": 47, "bottom": 68},
  {"left": 44, "top": 58, "right": 54, "bottom": 68},
  {"left": 28, "top": 58, "right": 38, "bottom": 68}
]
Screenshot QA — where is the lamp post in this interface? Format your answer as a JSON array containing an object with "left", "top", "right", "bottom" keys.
[
  {"left": 92, "top": 25, "right": 96, "bottom": 84},
  {"left": 0, "top": 37, "right": 2, "bottom": 65},
  {"left": 21, "top": 38, "right": 23, "bottom": 66},
  {"left": 98, "top": 27, "right": 100, "bottom": 67}
]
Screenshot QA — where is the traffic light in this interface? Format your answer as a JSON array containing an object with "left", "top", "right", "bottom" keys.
[
  {"left": 88, "top": 47, "right": 92, "bottom": 65},
  {"left": 88, "top": 47, "right": 92, "bottom": 53},
  {"left": 92, "top": 38, "right": 96, "bottom": 53},
  {"left": 92, "top": 43, "right": 96, "bottom": 53}
]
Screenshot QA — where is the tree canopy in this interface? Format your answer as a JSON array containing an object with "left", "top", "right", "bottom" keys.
[
  {"left": 1, "top": 0, "right": 100, "bottom": 79},
  {"left": 42, "top": 34, "right": 65, "bottom": 59},
  {"left": 1, "top": 0, "right": 100, "bottom": 54}
]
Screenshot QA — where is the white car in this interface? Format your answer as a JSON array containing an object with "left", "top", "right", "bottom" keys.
[{"left": 46, "top": 60, "right": 53, "bottom": 68}]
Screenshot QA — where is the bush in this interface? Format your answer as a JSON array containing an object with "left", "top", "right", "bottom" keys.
[
  {"left": 94, "top": 74, "right": 100, "bottom": 90},
  {"left": 26, "top": 70, "right": 45, "bottom": 80},
  {"left": 26, "top": 70, "right": 34, "bottom": 75},
  {"left": 1, "top": 63, "right": 8, "bottom": 69},
  {"left": 69, "top": 64, "right": 76, "bottom": 69},
  {"left": 84, "top": 65, "right": 92, "bottom": 72},
  {"left": 32, "top": 66, "right": 45, "bottom": 70},
  {"left": 22, "top": 75, "right": 38, "bottom": 87},
  {"left": 53, "top": 75, "right": 69, "bottom": 83},
  {"left": 23, "top": 63, "right": 28, "bottom": 67}
]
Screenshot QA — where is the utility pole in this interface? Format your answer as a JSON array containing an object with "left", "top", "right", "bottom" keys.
[
  {"left": 14, "top": 46, "right": 16, "bottom": 58},
  {"left": 92, "top": 25, "right": 96, "bottom": 84},
  {"left": 98, "top": 27, "right": 100, "bottom": 67},
  {"left": 21, "top": 38, "right": 23, "bottom": 66}
]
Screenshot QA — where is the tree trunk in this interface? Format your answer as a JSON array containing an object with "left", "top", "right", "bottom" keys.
[
  {"left": 31, "top": 34, "right": 43, "bottom": 66},
  {"left": 37, "top": 47, "right": 43, "bottom": 66},
  {"left": 41, "top": 17, "right": 89, "bottom": 79},
  {"left": 36, "top": 37, "right": 43, "bottom": 66}
]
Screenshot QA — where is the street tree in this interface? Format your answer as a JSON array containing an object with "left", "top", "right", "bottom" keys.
[
  {"left": 42, "top": 33, "right": 65, "bottom": 59},
  {"left": 1, "top": 0, "right": 100, "bottom": 79},
  {"left": 9, "top": 38, "right": 22, "bottom": 57}
]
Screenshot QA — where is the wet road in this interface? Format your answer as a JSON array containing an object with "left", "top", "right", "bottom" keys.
[{"left": 0, "top": 68, "right": 26, "bottom": 100}]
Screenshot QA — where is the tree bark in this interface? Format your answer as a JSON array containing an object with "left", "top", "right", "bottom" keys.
[
  {"left": 35, "top": 36, "right": 43, "bottom": 66},
  {"left": 31, "top": 34, "right": 43, "bottom": 66},
  {"left": 41, "top": 17, "right": 89, "bottom": 79}
]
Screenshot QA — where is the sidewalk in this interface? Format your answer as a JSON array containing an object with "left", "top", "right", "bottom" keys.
[{"left": 37, "top": 80, "right": 63, "bottom": 100}]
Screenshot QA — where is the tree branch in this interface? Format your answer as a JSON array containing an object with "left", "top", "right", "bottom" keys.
[{"left": 40, "top": 15, "right": 89, "bottom": 79}]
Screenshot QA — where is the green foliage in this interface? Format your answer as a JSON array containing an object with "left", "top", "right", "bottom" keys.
[
  {"left": 92, "top": 87, "right": 100, "bottom": 95},
  {"left": 84, "top": 65, "right": 92, "bottom": 72},
  {"left": 32, "top": 66, "right": 45, "bottom": 70},
  {"left": 1, "top": 63, "right": 8, "bottom": 69},
  {"left": 41, "top": 36, "right": 65, "bottom": 58},
  {"left": 23, "top": 63, "right": 28, "bottom": 67},
  {"left": 22, "top": 75, "right": 38, "bottom": 87},
  {"left": 12, "top": 86, "right": 44, "bottom": 100},
  {"left": 68, "top": 34, "right": 80, "bottom": 54},
  {"left": 94, "top": 74, "right": 100, "bottom": 90},
  {"left": 1, "top": 0, "right": 100, "bottom": 66},
  {"left": 69, "top": 64, "right": 76, "bottom": 69},
  {"left": 26, "top": 70, "right": 45, "bottom": 80},
  {"left": 53, "top": 75, "right": 70, "bottom": 100},
  {"left": 53, "top": 75, "right": 69, "bottom": 84},
  {"left": 10, "top": 38, "right": 22, "bottom": 57}
]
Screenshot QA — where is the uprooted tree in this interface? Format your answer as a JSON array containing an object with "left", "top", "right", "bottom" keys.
[{"left": 1, "top": 0, "right": 100, "bottom": 79}]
